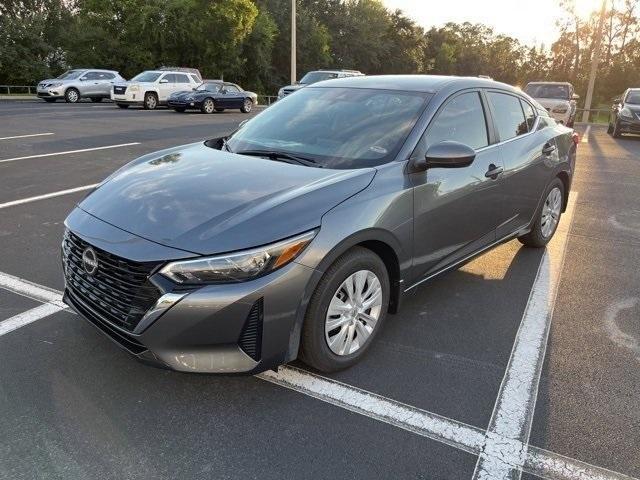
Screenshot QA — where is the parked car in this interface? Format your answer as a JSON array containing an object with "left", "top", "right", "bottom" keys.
[
  {"left": 524, "top": 81, "right": 579, "bottom": 126},
  {"left": 277, "top": 69, "right": 364, "bottom": 100},
  {"left": 37, "top": 69, "right": 125, "bottom": 103},
  {"left": 608, "top": 88, "right": 640, "bottom": 138},
  {"left": 111, "top": 68, "right": 201, "bottom": 109},
  {"left": 62, "top": 75, "right": 576, "bottom": 374},
  {"left": 167, "top": 80, "right": 255, "bottom": 113}
]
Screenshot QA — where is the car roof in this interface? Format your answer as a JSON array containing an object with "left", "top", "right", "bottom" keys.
[
  {"left": 526, "top": 81, "right": 573, "bottom": 86},
  {"left": 311, "top": 74, "right": 520, "bottom": 94}
]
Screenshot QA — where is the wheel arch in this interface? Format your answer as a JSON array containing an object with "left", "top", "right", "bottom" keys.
[{"left": 556, "top": 170, "right": 570, "bottom": 213}]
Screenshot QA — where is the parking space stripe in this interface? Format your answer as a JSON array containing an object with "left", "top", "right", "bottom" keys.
[
  {"left": 0, "top": 142, "right": 140, "bottom": 164},
  {"left": 0, "top": 272, "right": 65, "bottom": 305},
  {"left": 0, "top": 303, "right": 64, "bottom": 336},
  {"left": 0, "top": 184, "right": 99, "bottom": 209},
  {"left": 0, "top": 132, "right": 54, "bottom": 141},
  {"left": 472, "top": 192, "right": 579, "bottom": 480}
]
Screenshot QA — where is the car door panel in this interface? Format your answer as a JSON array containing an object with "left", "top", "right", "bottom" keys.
[{"left": 409, "top": 90, "right": 505, "bottom": 281}]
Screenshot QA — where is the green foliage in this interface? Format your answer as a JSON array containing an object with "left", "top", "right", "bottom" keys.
[{"left": 0, "top": 0, "right": 638, "bottom": 102}]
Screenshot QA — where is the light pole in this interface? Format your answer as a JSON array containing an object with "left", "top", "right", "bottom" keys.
[
  {"left": 581, "top": 0, "right": 608, "bottom": 123},
  {"left": 291, "top": 0, "right": 297, "bottom": 85}
]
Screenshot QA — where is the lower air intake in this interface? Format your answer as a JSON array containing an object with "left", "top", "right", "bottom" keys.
[{"left": 238, "top": 299, "right": 263, "bottom": 361}]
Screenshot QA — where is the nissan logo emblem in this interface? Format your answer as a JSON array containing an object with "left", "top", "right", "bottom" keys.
[{"left": 82, "top": 247, "right": 99, "bottom": 275}]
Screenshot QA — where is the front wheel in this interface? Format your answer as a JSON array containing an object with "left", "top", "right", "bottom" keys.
[
  {"left": 241, "top": 98, "right": 252, "bottom": 113},
  {"left": 201, "top": 98, "right": 215, "bottom": 114},
  {"left": 518, "top": 178, "right": 564, "bottom": 248},
  {"left": 299, "top": 247, "right": 390, "bottom": 372},
  {"left": 143, "top": 92, "right": 158, "bottom": 110},
  {"left": 65, "top": 88, "right": 80, "bottom": 103}
]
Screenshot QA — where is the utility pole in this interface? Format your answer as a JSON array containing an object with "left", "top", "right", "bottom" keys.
[
  {"left": 582, "top": 0, "right": 608, "bottom": 123},
  {"left": 291, "top": 0, "right": 297, "bottom": 85}
]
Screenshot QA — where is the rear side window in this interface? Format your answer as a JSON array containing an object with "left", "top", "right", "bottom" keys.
[
  {"left": 420, "top": 91, "right": 489, "bottom": 151},
  {"left": 487, "top": 92, "right": 528, "bottom": 141},
  {"left": 521, "top": 100, "right": 536, "bottom": 131},
  {"left": 174, "top": 74, "right": 189, "bottom": 83},
  {"left": 225, "top": 85, "right": 240, "bottom": 93},
  {"left": 101, "top": 72, "right": 115, "bottom": 80},
  {"left": 83, "top": 72, "right": 100, "bottom": 80}
]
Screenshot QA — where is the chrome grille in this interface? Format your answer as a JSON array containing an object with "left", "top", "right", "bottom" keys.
[{"left": 62, "top": 230, "right": 161, "bottom": 332}]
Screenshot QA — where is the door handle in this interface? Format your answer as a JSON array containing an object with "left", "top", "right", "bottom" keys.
[
  {"left": 542, "top": 143, "right": 556, "bottom": 155},
  {"left": 485, "top": 164, "right": 503, "bottom": 179}
]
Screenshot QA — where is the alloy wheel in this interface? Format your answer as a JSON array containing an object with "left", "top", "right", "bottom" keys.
[
  {"left": 244, "top": 99, "right": 252, "bottom": 112},
  {"left": 325, "top": 270, "right": 382, "bottom": 356},
  {"left": 66, "top": 89, "right": 79, "bottom": 103},
  {"left": 541, "top": 186, "right": 562, "bottom": 238},
  {"left": 204, "top": 99, "right": 214, "bottom": 113}
]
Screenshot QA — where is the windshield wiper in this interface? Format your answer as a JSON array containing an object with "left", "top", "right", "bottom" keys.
[{"left": 235, "top": 149, "right": 321, "bottom": 168}]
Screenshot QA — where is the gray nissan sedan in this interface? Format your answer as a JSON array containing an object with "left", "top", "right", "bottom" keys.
[{"left": 62, "top": 75, "right": 576, "bottom": 374}]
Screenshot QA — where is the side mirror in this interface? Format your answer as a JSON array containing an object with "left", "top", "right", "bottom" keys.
[
  {"left": 160, "top": 78, "right": 169, "bottom": 84},
  {"left": 80, "top": 77, "right": 88, "bottom": 81},
  {"left": 572, "top": 93, "right": 580, "bottom": 100},
  {"left": 413, "top": 141, "right": 476, "bottom": 172}
]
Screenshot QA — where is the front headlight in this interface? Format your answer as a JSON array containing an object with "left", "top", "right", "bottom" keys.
[
  {"left": 159, "top": 230, "right": 316, "bottom": 284},
  {"left": 620, "top": 107, "right": 633, "bottom": 119},
  {"left": 129, "top": 85, "right": 139, "bottom": 92},
  {"left": 50, "top": 82, "right": 63, "bottom": 88},
  {"left": 278, "top": 88, "right": 284, "bottom": 97},
  {"left": 552, "top": 104, "right": 568, "bottom": 114},
  {"left": 185, "top": 97, "right": 194, "bottom": 101}
]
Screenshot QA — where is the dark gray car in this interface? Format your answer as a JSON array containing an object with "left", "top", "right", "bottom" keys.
[{"left": 61, "top": 75, "right": 576, "bottom": 374}]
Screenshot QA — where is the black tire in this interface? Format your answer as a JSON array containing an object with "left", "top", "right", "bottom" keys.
[
  {"left": 201, "top": 98, "right": 215, "bottom": 114},
  {"left": 299, "top": 247, "right": 390, "bottom": 372},
  {"left": 116, "top": 103, "right": 129, "bottom": 109},
  {"left": 90, "top": 97, "right": 103, "bottom": 103},
  {"left": 215, "top": 107, "right": 225, "bottom": 112},
  {"left": 43, "top": 98, "right": 56, "bottom": 103},
  {"left": 241, "top": 98, "right": 253, "bottom": 113},
  {"left": 607, "top": 122, "right": 614, "bottom": 134},
  {"left": 143, "top": 92, "right": 158, "bottom": 110},
  {"left": 64, "top": 88, "right": 80, "bottom": 103},
  {"left": 612, "top": 120, "right": 622, "bottom": 138},
  {"left": 518, "top": 178, "right": 565, "bottom": 248},
  {"left": 173, "top": 107, "right": 186, "bottom": 113}
]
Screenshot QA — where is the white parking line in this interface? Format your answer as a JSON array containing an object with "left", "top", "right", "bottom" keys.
[
  {"left": 581, "top": 125, "right": 591, "bottom": 143},
  {"left": 472, "top": 192, "right": 578, "bottom": 480},
  {"left": 0, "top": 303, "right": 65, "bottom": 336},
  {"left": 0, "top": 184, "right": 99, "bottom": 209},
  {"left": 0, "top": 132, "right": 54, "bottom": 141},
  {"left": 0, "top": 142, "right": 140, "bottom": 164},
  {"left": 0, "top": 271, "right": 65, "bottom": 305}
]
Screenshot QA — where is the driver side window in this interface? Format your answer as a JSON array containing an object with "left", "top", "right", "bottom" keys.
[{"left": 413, "top": 92, "right": 489, "bottom": 159}]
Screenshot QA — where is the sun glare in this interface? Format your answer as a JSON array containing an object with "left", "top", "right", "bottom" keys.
[{"left": 573, "top": 0, "right": 605, "bottom": 18}]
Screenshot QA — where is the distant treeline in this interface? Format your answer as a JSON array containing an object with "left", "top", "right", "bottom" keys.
[{"left": 1, "top": 0, "right": 638, "bottom": 105}]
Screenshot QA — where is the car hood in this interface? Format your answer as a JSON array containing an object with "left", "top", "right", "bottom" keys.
[
  {"left": 282, "top": 84, "right": 305, "bottom": 92},
  {"left": 78, "top": 142, "right": 376, "bottom": 255},
  {"left": 170, "top": 90, "right": 203, "bottom": 99},
  {"left": 39, "top": 78, "right": 72, "bottom": 85},
  {"left": 534, "top": 98, "right": 571, "bottom": 109}
]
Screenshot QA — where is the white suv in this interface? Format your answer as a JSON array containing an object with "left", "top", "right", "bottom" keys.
[{"left": 111, "top": 69, "right": 201, "bottom": 109}]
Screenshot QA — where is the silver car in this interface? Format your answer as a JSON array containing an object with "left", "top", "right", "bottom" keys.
[{"left": 37, "top": 69, "right": 125, "bottom": 103}]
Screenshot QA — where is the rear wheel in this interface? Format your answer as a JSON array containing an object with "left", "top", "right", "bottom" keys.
[
  {"left": 64, "top": 88, "right": 80, "bottom": 103},
  {"left": 90, "top": 97, "right": 103, "bottom": 103},
  {"left": 241, "top": 98, "right": 252, "bottom": 113},
  {"left": 201, "top": 98, "right": 215, "bottom": 114},
  {"left": 518, "top": 178, "right": 564, "bottom": 248},
  {"left": 116, "top": 103, "right": 129, "bottom": 109},
  {"left": 143, "top": 92, "right": 158, "bottom": 110},
  {"left": 300, "top": 247, "right": 390, "bottom": 372}
]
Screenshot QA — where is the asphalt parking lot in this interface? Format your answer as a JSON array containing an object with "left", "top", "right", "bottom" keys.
[{"left": 1, "top": 100, "right": 639, "bottom": 480}]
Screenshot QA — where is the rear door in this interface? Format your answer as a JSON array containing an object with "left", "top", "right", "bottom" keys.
[
  {"left": 410, "top": 90, "right": 506, "bottom": 279},
  {"left": 95, "top": 72, "right": 116, "bottom": 96},
  {"left": 173, "top": 73, "right": 192, "bottom": 95},
  {"left": 485, "top": 91, "right": 557, "bottom": 237}
]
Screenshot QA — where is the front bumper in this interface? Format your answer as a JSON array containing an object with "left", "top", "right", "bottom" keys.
[
  {"left": 617, "top": 117, "right": 640, "bottom": 134},
  {"left": 111, "top": 92, "right": 142, "bottom": 104},
  {"left": 167, "top": 99, "right": 202, "bottom": 109},
  {"left": 37, "top": 89, "right": 63, "bottom": 98},
  {"left": 62, "top": 208, "right": 318, "bottom": 374},
  {"left": 548, "top": 110, "right": 572, "bottom": 125}
]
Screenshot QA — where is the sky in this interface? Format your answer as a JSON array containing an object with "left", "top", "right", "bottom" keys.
[{"left": 381, "top": 0, "right": 606, "bottom": 47}]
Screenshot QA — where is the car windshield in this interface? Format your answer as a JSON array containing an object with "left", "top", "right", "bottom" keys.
[
  {"left": 56, "top": 70, "right": 83, "bottom": 80},
  {"left": 196, "top": 83, "right": 221, "bottom": 92},
  {"left": 131, "top": 71, "right": 162, "bottom": 83},
  {"left": 225, "top": 87, "right": 429, "bottom": 169},
  {"left": 299, "top": 72, "right": 340, "bottom": 85},
  {"left": 625, "top": 91, "right": 640, "bottom": 104},
  {"left": 524, "top": 84, "right": 571, "bottom": 100}
]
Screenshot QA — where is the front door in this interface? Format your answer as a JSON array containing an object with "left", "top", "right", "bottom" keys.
[
  {"left": 410, "top": 90, "right": 506, "bottom": 282},
  {"left": 221, "top": 85, "right": 244, "bottom": 108}
]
